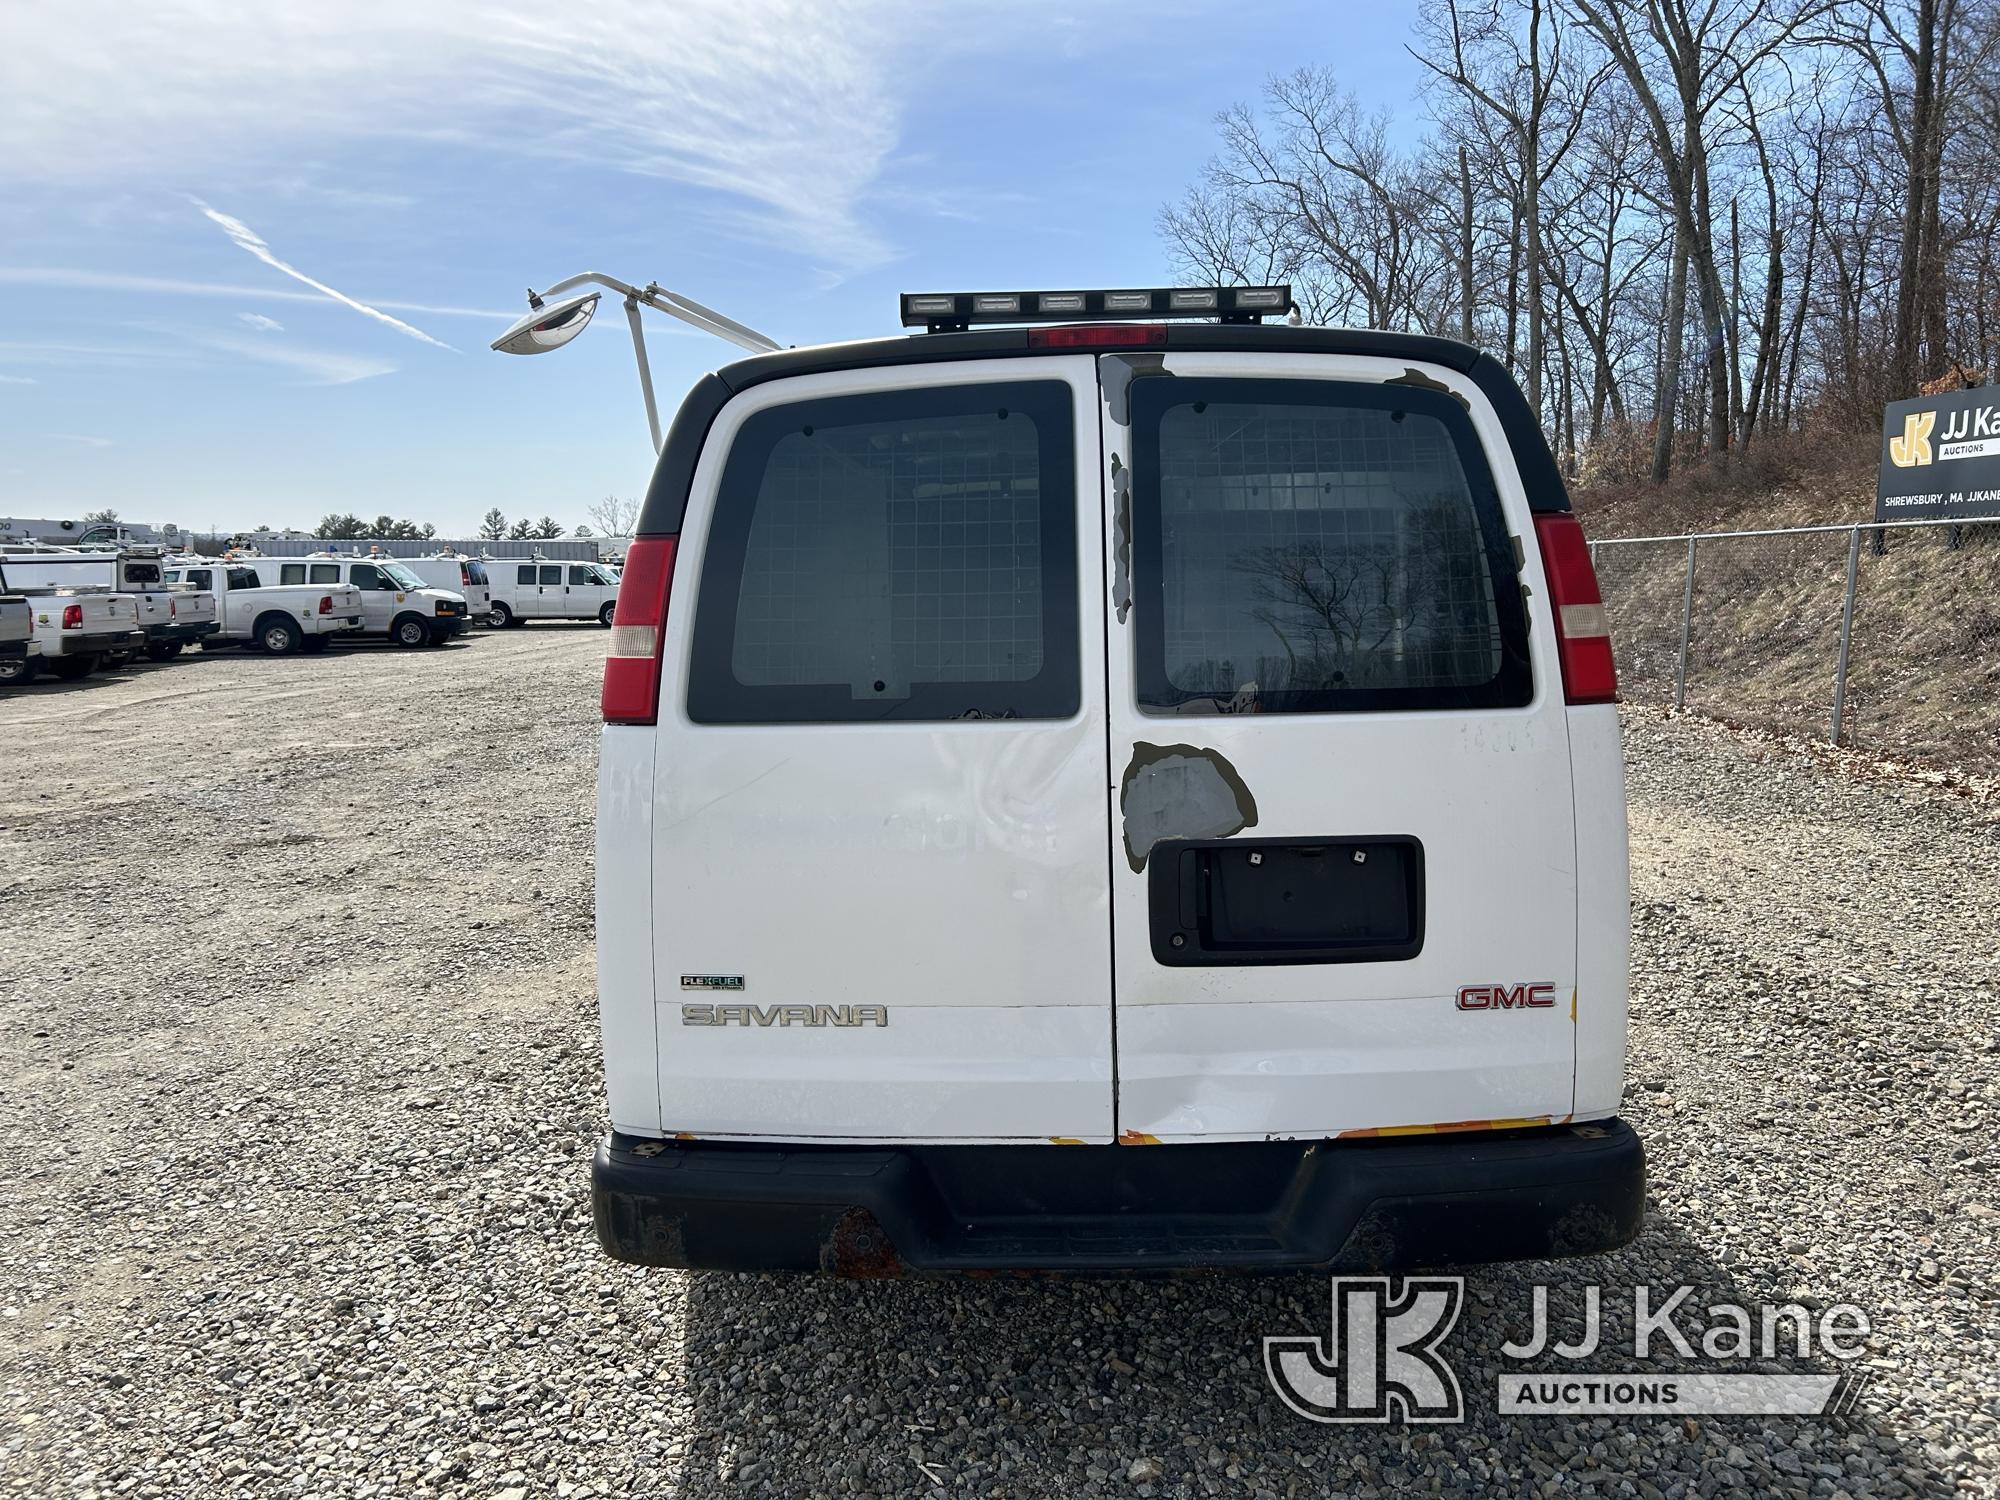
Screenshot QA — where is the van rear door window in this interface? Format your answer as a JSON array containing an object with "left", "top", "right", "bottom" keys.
[
  {"left": 1131, "top": 378, "right": 1531, "bottom": 715},
  {"left": 688, "top": 381, "right": 1078, "bottom": 724}
]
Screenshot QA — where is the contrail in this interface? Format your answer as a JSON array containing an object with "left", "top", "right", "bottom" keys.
[{"left": 190, "top": 198, "right": 455, "bottom": 351}]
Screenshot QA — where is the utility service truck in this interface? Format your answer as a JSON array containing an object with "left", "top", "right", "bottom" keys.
[{"left": 0, "top": 545, "right": 218, "bottom": 661}]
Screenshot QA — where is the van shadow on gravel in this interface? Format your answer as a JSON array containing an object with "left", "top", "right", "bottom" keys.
[{"left": 658, "top": 1213, "right": 1946, "bottom": 1499}]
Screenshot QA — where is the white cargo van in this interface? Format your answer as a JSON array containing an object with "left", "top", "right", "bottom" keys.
[
  {"left": 581, "top": 286, "right": 1640, "bottom": 1275},
  {"left": 394, "top": 554, "right": 492, "bottom": 623},
  {"left": 485, "top": 559, "right": 619, "bottom": 627}
]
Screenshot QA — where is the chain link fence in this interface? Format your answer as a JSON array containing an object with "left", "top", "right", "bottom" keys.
[{"left": 1593, "top": 517, "right": 2000, "bottom": 777}]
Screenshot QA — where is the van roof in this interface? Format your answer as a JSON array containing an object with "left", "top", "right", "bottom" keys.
[{"left": 637, "top": 322, "right": 1570, "bottom": 536}]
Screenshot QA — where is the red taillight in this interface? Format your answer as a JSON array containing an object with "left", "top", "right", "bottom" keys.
[
  {"left": 169, "top": 598, "right": 178, "bottom": 618},
  {"left": 1533, "top": 513, "right": 1617, "bottom": 705},
  {"left": 318, "top": 595, "right": 334, "bottom": 615},
  {"left": 460, "top": 564, "right": 471, "bottom": 584},
  {"left": 602, "top": 535, "right": 678, "bottom": 725},
  {"left": 1028, "top": 323, "right": 1168, "bottom": 350},
  {"left": 61, "top": 604, "right": 82, "bottom": 630}
]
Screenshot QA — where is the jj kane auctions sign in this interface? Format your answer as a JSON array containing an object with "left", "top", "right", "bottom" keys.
[{"left": 1877, "top": 385, "right": 2000, "bottom": 521}]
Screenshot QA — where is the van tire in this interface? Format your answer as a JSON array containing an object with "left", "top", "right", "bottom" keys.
[
  {"left": 51, "top": 653, "right": 98, "bottom": 681},
  {"left": 299, "top": 635, "right": 331, "bottom": 655},
  {"left": 599, "top": 602, "right": 617, "bottom": 627},
  {"left": 256, "top": 615, "right": 302, "bottom": 656},
  {"left": 488, "top": 601, "right": 514, "bottom": 628},
  {"left": 392, "top": 614, "right": 432, "bottom": 649},
  {"left": 0, "top": 656, "right": 35, "bottom": 685},
  {"left": 145, "top": 641, "right": 184, "bottom": 662}
]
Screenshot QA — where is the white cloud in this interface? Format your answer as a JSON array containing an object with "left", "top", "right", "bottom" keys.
[
  {"left": 0, "top": 339, "right": 199, "bottom": 369},
  {"left": 54, "top": 434, "right": 114, "bottom": 448},
  {"left": 0, "top": 0, "right": 949, "bottom": 267},
  {"left": 193, "top": 200, "right": 454, "bottom": 350},
  {"left": 237, "top": 312, "right": 284, "bottom": 332},
  {"left": 0, "top": 374, "right": 38, "bottom": 385},
  {"left": 0, "top": 268, "right": 515, "bottom": 319},
  {"left": 192, "top": 332, "right": 396, "bottom": 385}
]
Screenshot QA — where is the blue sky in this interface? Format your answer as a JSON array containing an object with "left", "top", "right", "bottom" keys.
[{"left": 0, "top": 0, "right": 1425, "bottom": 536}]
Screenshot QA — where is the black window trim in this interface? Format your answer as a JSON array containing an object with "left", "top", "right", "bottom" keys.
[
  {"left": 1129, "top": 376, "right": 1534, "bottom": 717},
  {"left": 635, "top": 330, "right": 1570, "bottom": 540},
  {"left": 686, "top": 378, "right": 1082, "bottom": 725}
]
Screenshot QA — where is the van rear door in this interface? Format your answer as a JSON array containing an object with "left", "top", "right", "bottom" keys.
[
  {"left": 1098, "top": 351, "right": 1578, "bottom": 1142},
  {"left": 642, "top": 358, "right": 1113, "bottom": 1141}
]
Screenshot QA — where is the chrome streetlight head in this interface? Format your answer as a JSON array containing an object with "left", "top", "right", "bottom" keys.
[{"left": 490, "top": 291, "right": 601, "bottom": 356}]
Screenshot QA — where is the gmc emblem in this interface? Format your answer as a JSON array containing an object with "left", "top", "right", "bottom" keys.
[{"left": 1456, "top": 983, "right": 1558, "bottom": 1011}]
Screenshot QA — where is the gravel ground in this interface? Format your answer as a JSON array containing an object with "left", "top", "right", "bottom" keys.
[{"left": 1, "top": 635, "right": 1994, "bottom": 1500}]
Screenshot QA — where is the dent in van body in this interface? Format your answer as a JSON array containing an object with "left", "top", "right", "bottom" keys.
[{"left": 1119, "top": 741, "right": 1259, "bottom": 873}]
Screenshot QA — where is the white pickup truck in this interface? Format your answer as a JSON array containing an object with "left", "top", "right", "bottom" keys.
[
  {"left": 0, "top": 546, "right": 219, "bottom": 661},
  {"left": 6, "top": 588, "right": 145, "bottom": 683},
  {"left": 161, "top": 558, "right": 364, "bottom": 654},
  {"left": 0, "top": 564, "right": 29, "bottom": 684}
]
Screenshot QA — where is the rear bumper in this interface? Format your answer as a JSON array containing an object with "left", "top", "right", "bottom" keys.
[
  {"left": 152, "top": 621, "right": 219, "bottom": 643},
  {"left": 46, "top": 629, "right": 144, "bottom": 656},
  {"left": 591, "top": 1119, "right": 1644, "bottom": 1275}
]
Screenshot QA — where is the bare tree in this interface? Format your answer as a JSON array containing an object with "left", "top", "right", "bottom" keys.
[
  {"left": 1160, "top": 0, "right": 2000, "bottom": 484},
  {"left": 1415, "top": 0, "right": 1600, "bottom": 409},
  {"left": 585, "top": 493, "right": 641, "bottom": 537}
]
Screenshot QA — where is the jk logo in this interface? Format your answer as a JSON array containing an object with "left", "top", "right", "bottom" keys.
[
  {"left": 1889, "top": 410, "right": 1936, "bottom": 467},
  {"left": 1263, "top": 1276, "right": 1465, "bottom": 1424}
]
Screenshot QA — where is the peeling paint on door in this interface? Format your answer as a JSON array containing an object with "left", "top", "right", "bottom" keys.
[
  {"left": 1118, "top": 741, "right": 1259, "bottom": 873},
  {"left": 1384, "top": 366, "right": 1471, "bottom": 410},
  {"left": 1098, "top": 352, "right": 1172, "bottom": 427},
  {"left": 1109, "top": 454, "right": 1133, "bottom": 624}
]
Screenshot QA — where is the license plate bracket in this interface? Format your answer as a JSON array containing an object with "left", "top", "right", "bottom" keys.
[{"left": 1148, "top": 836, "right": 1425, "bottom": 966}]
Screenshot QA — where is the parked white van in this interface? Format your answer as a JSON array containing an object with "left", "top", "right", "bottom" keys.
[
  {"left": 580, "top": 286, "right": 1640, "bottom": 1276},
  {"left": 393, "top": 554, "right": 492, "bottom": 624},
  {"left": 485, "top": 559, "right": 619, "bottom": 627},
  {"left": 257, "top": 555, "right": 470, "bottom": 646}
]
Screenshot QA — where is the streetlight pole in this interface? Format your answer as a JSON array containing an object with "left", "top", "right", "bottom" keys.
[{"left": 491, "top": 272, "right": 782, "bottom": 453}]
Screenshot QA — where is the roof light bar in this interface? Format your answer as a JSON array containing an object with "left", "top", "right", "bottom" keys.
[{"left": 900, "top": 285, "right": 1294, "bottom": 332}]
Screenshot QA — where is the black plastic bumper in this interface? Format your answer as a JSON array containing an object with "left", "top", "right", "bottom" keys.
[
  {"left": 63, "top": 630, "right": 145, "bottom": 654},
  {"left": 592, "top": 1119, "right": 1644, "bottom": 1275}
]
